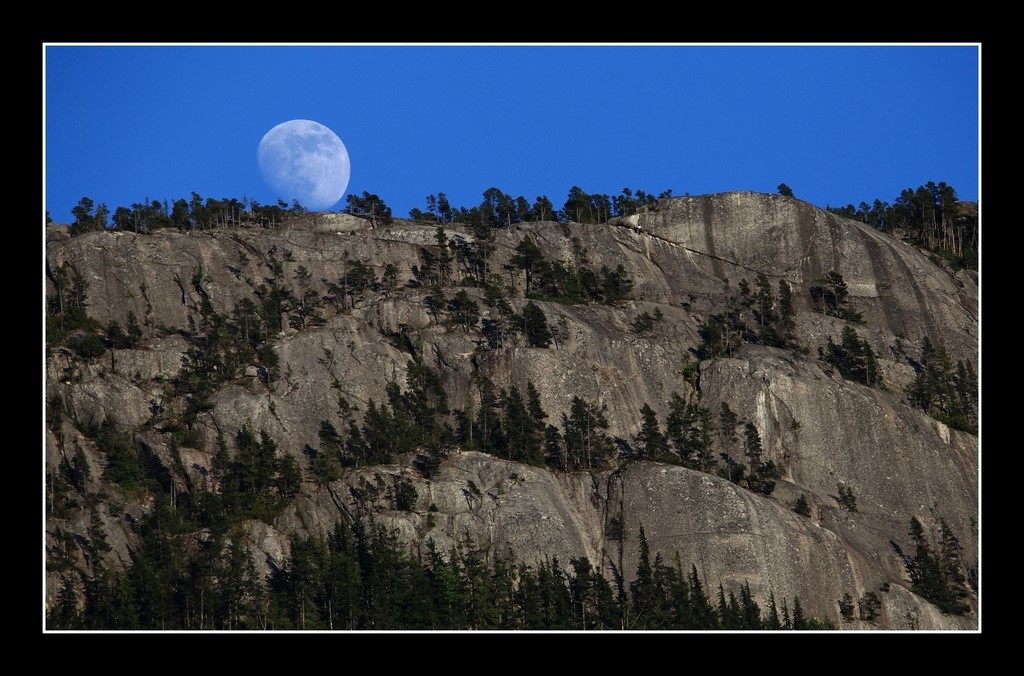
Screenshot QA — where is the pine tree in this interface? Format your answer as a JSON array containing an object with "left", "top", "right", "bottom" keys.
[
  {"left": 909, "top": 514, "right": 946, "bottom": 606},
  {"left": 475, "top": 376, "right": 503, "bottom": 454},
  {"left": 87, "top": 505, "right": 112, "bottom": 562},
  {"left": 744, "top": 422, "right": 778, "bottom": 495},
  {"left": 50, "top": 573, "right": 82, "bottom": 629},
  {"left": 502, "top": 386, "right": 537, "bottom": 463},
  {"left": 820, "top": 271, "right": 850, "bottom": 318},
  {"left": 563, "top": 396, "right": 612, "bottom": 470},
  {"left": 838, "top": 592, "right": 856, "bottom": 623},
  {"left": 521, "top": 301, "right": 553, "bottom": 348},
  {"left": 447, "top": 290, "right": 480, "bottom": 332},
  {"left": 791, "top": 596, "right": 807, "bottom": 629},
  {"left": 765, "top": 590, "right": 782, "bottom": 629},
  {"left": 951, "top": 360, "right": 979, "bottom": 433},
  {"left": 794, "top": 493, "right": 812, "bottom": 517},
  {"left": 739, "top": 581, "right": 762, "bottom": 629},
  {"left": 908, "top": 517, "right": 970, "bottom": 615},
  {"left": 629, "top": 526, "right": 655, "bottom": 628},
  {"left": 716, "top": 585, "right": 731, "bottom": 628},
  {"left": 858, "top": 591, "right": 881, "bottom": 623},
  {"left": 511, "top": 237, "right": 546, "bottom": 294},
  {"left": 688, "top": 565, "right": 717, "bottom": 629},
  {"left": 781, "top": 598, "right": 792, "bottom": 629},
  {"left": 837, "top": 483, "right": 858, "bottom": 512},
  {"left": 938, "top": 518, "right": 968, "bottom": 593},
  {"left": 777, "top": 279, "right": 795, "bottom": 339},
  {"left": 313, "top": 420, "right": 344, "bottom": 482},
  {"left": 719, "top": 402, "right": 739, "bottom": 446},
  {"left": 526, "top": 382, "right": 547, "bottom": 429},
  {"left": 744, "top": 422, "right": 764, "bottom": 467},
  {"left": 753, "top": 273, "right": 776, "bottom": 328},
  {"left": 724, "top": 590, "right": 743, "bottom": 629},
  {"left": 637, "top": 403, "right": 665, "bottom": 460}
]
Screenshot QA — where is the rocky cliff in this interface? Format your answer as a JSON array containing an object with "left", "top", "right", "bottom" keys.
[{"left": 44, "top": 192, "right": 979, "bottom": 630}]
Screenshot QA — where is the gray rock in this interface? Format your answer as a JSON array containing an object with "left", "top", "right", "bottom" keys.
[{"left": 44, "top": 193, "right": 978, "bottom": 629}]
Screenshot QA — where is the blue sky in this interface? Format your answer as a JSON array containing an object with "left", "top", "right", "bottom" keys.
[{"left": 44, "top": 44, "right": 980, "bottom": 223}]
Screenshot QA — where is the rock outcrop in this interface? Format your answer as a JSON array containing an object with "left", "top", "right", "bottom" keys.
[{"left": 44, "top": 192, "right": 979, "bottom": 629}]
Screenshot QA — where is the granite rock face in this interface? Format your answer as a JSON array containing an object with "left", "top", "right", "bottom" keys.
[{"left": 44, "top": 193, "right": 978, "bottom": 629}]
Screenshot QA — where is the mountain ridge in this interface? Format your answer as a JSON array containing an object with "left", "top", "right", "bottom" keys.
[{"left": 44, "top": 191, "right": 979, "bottom": 630}]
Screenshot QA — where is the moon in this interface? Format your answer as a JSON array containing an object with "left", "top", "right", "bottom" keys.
[{"left": 257, "top": 119, "right": 351, "bottom": 211}]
